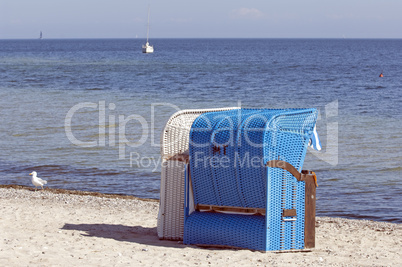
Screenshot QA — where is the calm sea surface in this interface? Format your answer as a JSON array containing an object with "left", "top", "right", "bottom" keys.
[{"left": 0, "top": 39, "right": 401, "bottom": 223}]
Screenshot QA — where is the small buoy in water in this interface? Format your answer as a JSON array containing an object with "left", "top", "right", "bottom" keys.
[{"left": 379, "top": 73, "right": 383, "bottom": 77}]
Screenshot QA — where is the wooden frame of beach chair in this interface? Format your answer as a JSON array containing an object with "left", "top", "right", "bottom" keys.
[
  {"left": 183, "top": 108, "right": 318, "bottom": 251},
  {"left": 157, "top": 107, "right": 239, "bottom": 240}
]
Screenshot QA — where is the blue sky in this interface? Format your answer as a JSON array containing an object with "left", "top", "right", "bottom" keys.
[{"left": 1, "top": 0, "right": 401, "bottom": 39}]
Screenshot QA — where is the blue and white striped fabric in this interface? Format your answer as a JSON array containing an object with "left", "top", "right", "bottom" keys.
[{"left": 308, "top": 125, "right": 321, "bottom": 151}]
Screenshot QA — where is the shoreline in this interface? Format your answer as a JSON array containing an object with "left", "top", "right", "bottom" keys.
[
  {"left": 1, "top": 186, "right": 400, "bottom": 266},
  {"left": 2, "top": 184, "right": 399, "bottom": 224},
  {"left": 0, "top": 184, "right": 158, "bottom": 202}
]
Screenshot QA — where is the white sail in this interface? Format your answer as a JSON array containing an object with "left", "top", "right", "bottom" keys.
[{"left": 142, "top": 7, "right": 154, "bottom": 53}]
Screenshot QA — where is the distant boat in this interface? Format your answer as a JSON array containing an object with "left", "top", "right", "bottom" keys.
[
  {"left": 142, "top": 7, "right": 154, "bottom": 53},
  {"left": 39, "top": 31, "right": 43, "bottom": 39}
]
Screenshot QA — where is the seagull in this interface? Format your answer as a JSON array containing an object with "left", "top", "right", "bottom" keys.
[{"left": 29, "top": 171, "right": 47, "bottom": 191}]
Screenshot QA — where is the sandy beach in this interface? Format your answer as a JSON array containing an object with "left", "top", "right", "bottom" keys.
[{"left": 0, "top": 186, "right": 400, "bottom": 266}]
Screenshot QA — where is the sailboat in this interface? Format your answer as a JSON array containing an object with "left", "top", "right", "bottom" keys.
[
  {"left": 39, "top": 31, "right": 43, "bottom": 39},
  {"left": 142, "top": 7, "right": 154, "bottom": 53}
]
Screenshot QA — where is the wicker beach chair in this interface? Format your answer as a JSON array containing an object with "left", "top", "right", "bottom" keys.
[
  {"left": 158, "top": 107, "right": 239, "bottom": 240},
  {"left": 183, "top": 108, "right": 319, "bottom": 251}
]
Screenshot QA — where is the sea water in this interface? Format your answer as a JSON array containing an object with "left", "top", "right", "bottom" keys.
[{"left": 0, "top": 38, "right": 401, "bottom": 222}]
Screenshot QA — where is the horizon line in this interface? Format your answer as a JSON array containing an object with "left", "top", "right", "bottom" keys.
[{"left": 1, "top": 37, "right": 401, "bottom": 40}]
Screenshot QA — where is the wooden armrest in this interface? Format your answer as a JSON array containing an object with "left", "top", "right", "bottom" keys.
[{"left": 266, "top": 160, "right": 317, "bottom": 186}]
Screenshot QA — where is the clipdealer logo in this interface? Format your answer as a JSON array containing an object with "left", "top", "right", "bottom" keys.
[
  {"left": 64, "top": 100, "right": 338, "bottom": 169},
  {"left": 64, "top": 101, "right": 180, "bottom": 160}
]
